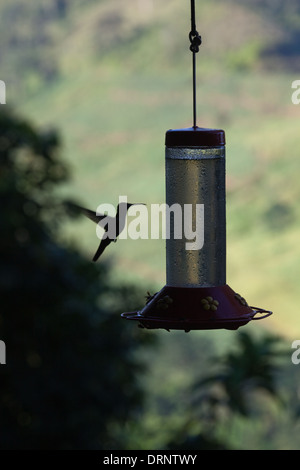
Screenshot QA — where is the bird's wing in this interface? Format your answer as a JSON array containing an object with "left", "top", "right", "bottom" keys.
[{"left": 93, "top": 237, "right": 112, "bottom": 261}]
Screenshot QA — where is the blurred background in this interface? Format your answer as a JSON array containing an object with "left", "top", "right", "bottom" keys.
[{"left": 0, "top": 0, "right": 300, "bottom": 450}]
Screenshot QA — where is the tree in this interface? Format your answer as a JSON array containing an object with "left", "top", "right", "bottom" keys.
[
  {"left": 0, "top": 108, "right": 153, "bottom": 450},
  {"left": 167, "top": 332, "right": 288, "bottom": 450}
]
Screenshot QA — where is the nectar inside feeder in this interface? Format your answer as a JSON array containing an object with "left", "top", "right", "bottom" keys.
[{"left": 121, "top": 1, "right": 272, "bottom": 331}]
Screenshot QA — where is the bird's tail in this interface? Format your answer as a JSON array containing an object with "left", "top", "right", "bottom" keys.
[{"left": 64, "top": 201, "right": 101, "bottom": 224}]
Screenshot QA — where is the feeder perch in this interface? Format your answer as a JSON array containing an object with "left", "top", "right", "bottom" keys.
[{"left": 121, "top": 1, "right": 272, "bottom": 331}]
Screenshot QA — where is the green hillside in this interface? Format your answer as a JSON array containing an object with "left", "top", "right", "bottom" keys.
[{"left": 2, "top": 0, "right": 300, "bottom": 337}]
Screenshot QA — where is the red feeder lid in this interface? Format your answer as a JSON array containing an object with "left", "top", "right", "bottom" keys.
[{"left": 165, "top": 127, "right": 225, "bottom": 147}]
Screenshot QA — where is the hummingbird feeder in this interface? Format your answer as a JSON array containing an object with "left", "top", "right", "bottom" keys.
[{"left": 121, "top": 0, "right": 272, "bottom": 331}]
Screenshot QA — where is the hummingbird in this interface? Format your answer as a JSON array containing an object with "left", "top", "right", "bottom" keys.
[{"left": 67, "top": 202, "right": 145, "bottom": 261}]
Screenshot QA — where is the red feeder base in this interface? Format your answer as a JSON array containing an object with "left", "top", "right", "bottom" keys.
[{"left": 121, "top": 285, "right": 272, "bottom": 332}]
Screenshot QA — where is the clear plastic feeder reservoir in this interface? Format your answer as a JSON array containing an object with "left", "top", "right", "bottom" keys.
[
  {"left": 121, "top": 127, "right": 272, "bottom": 331},
  {"left": 166, "top": 128, "right": 226, "bottom": 287}
]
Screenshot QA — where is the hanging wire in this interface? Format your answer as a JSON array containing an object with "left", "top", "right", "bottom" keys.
[{"left": 189, "top": 0, "right": 202, "bottom": 129}]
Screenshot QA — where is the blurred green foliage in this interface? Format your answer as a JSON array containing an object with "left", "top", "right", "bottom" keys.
[
  {"left": 0, "top": 108, "right": 298, "bottom": 450},
  {"left": 1, "top": 0, "right": 300, "bottom": 99},
  {"left": 121, "top": 328, "right": 300, "bottom": 450},
  {"left": 1, "top": 0, "right": 300, "bottom": 451},
  {"left": 0, "top": 108, "right": 155, "bottom": 449}
]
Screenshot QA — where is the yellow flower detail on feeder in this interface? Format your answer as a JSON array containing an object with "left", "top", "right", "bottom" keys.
[
  {"left": 234, "top": 293, "right": 248, "bottom": 307},
  {"left": 156, "top": 295, "right": 173, "bottom": 311},
  {"left": 145, "top": 291, "right": 157, "bottom": 305},
  {"left": 201, "top": 296, "right": 219, "bottom": 311}
]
